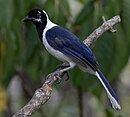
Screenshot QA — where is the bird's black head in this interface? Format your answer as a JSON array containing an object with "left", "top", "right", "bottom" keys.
[
  {"left": 22, "top": 8, "right": 47, "bottom": 27},
  {"left": 22, "top": 8, "right": 48, "bottom": 41}
]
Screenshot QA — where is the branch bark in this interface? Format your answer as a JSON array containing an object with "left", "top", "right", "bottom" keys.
[
  {"left": 84, "top": 15, "right": 121, "bottom": 46},
  {"left": 12, "top": 15, "right": 121, "bottom": 117}
]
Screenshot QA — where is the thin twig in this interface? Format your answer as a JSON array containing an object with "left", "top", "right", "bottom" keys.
[
  {"left": 12, "top": 15, "right": 121, "bottom": 117},
  {"left": 83, "top": 15, "right": 121, "bottom": 46}
]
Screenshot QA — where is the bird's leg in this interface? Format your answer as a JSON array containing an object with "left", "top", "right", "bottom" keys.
[
  {"left": 59, "top": 62, "right": 75, "bottom": 73},
  {"left": 56, "top": 63, "right": 70, "bottom": 70},
  {"left": 54, "top": 63, "right": 69, "bottom": 83},
  {"left": 56, "top": 62, "right": 75, "bottom": 82},
  {"left": 59, "top": 62, "right": 75, "bottom": 81}
]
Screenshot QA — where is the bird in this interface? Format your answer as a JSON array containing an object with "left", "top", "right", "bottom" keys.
[{"left": 22, "top": 8, "right": 121, "bottom": 110}]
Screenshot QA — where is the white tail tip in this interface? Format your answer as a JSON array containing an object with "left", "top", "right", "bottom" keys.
[{"left": 107, "top": 93, "right": 121, "bottom": 110}]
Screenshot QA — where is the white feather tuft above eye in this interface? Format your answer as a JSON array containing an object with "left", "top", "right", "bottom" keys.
[{"left": 38, "top": 11, "right": 41, "bottom": 14}]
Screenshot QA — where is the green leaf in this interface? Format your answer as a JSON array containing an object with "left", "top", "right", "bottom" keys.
[
  {"left": 0, "top": 0, "right": 13, "bottom": 28},
  {"left": 43, "top": 0, "right": 71, "bottom": 26},
  {"left": 1, "top": 30, "right": 21, "bottom": 87},
  {"left": 74, "top": 0, "right": 96, "bottom": 25}
]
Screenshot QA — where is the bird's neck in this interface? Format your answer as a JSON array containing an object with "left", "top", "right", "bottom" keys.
[
  {"left": 45, "top": 19, "right": 57, "bottom": 30},
  {"left": 36, "top": 25, "right": 45, "bottom": 42},
  {"left": 36, "top": 19, "right": 56, "bottom": 42}
]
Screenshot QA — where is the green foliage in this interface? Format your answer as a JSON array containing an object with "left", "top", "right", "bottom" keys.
[
  {"left": 75, "top": 0, "right": 95, "bottom": 25},
  {"left": 0, "top": 0, "right": 130, "bottom": 116}
]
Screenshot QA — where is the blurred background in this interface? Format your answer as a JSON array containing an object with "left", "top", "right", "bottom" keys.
[{"left": 0, "top": 0, "right": 130, "bottom": 117}]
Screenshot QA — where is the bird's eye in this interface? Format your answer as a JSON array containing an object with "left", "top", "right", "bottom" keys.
[{"left": 37, "top": 13, "right": 41, "bottom": 18}]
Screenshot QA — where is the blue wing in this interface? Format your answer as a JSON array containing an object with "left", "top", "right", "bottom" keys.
[{"left": 46, "top": 26, "right": 98, "bottom": 71}]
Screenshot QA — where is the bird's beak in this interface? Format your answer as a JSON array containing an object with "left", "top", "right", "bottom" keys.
[{"left": 21, "top": 16, "right": 32, "bottom": 22}]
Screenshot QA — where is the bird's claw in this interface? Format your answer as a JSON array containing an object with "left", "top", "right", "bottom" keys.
[
  {"left": 53, "top": 71, "right": 62, "bottom": 84},
  {"left": 54, "top": 63, "right": 71, "bottom": 83},
  {"left": 53, "top": 71, "right": 70, "bottom": 84}
]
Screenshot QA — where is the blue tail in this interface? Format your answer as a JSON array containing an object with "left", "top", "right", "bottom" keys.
[{"left": 96, "top": 69, "right": 121, "bottom": 110}]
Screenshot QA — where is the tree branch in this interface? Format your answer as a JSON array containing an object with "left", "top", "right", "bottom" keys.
[
  {"left": 84, "top": 15, "right": 121, "bottom": 46},
  {"left": 12, "top": 15, "right": 121, "bottom": 117}
]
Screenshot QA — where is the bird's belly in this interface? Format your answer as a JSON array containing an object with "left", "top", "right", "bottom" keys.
[{"left": 42, "top": 37, "right": 72, "bottom": 62}]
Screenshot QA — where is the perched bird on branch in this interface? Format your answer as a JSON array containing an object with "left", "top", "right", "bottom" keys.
[{"left": 22, "top": 8, "right": 121, "bottom": 110}]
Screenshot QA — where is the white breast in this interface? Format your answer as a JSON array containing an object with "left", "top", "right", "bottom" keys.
[{"left": 42, "top": 19, "right": 72, "bottom": 63}]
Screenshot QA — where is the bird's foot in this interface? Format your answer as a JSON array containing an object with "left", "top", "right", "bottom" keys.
[
  {"left": 54, "top": 71, "right": 70, "bottom": 83},
  {"left": 54, "top": 63, "right": 70, "bottom": 83},
  {"left": 50, "top": 63, "right": 71, "bottom": 84},
  {"left": 52, "top": 71, "right": 62, "bottom": 84}
]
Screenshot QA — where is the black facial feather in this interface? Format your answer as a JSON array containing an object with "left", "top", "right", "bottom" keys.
[{"left": 27, "top": 8, "right": 47, "bottom": 42}]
